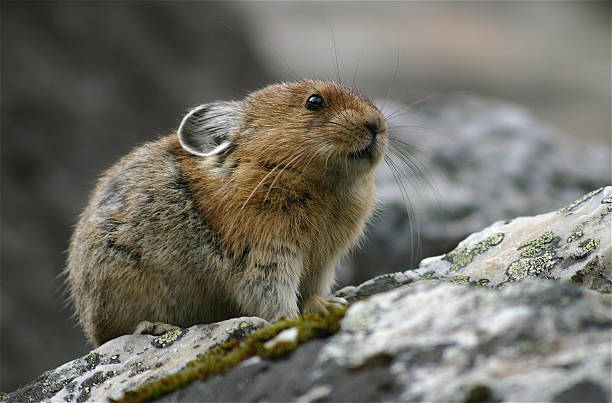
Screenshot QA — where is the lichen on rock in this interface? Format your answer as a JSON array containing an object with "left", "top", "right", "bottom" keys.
[
  {"left": 150, "top": 328, "right": 184, "bottom": 349},
  {"left": 444, "top": 232, "right": 505, "bottom": 272},
  {"left": 414, "top": 186, "right": 611, "bottom": 293},
  {"left": 4, "top": 188, "right": 611, "bottom": 403},
  {"left": 3, "top": 317, "right": 269, "bottom": 403},
  {"left": 517, "top": 231, "right": 555, "bottom": 257}
]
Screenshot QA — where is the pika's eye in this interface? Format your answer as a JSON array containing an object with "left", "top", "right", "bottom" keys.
[{"left": 305, "top": 94, "right": 325, "bottom": 111}]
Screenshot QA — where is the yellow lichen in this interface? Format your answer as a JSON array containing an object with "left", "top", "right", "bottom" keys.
[
  {"left": 445, "top": 233, "right": 504, "bottom": 272},
  {"left": 567, "top": 230, "right": 584, "bottom": 243},
  {"left": 575, "top": 238, "right": 600, "bottom": 259},
  {"left": 151, "top": 329, "right": 183, "bottom": 348},
  {"left": 506, "top": 252, "right": 557, "bottom": 281},
  {"left": 448, "top": 275, "right": 471, "bottom": 284},
  {"left": 518, "top": 231, "right": 554, "bottom": 257}
]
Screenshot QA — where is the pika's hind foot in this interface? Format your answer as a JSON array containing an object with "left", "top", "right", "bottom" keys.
[
  {"left": 302, "top": 295, "right": 348, "bottom": 314},
  {"left": 133, "top": 320, "right": 181, "bottom": 336}
]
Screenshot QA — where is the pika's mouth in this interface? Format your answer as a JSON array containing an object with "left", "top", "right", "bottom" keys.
[{"left": 347, "top": 136, "right": 378, "bottom": 160}]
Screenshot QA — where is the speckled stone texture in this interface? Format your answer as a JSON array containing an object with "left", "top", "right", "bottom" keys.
[
  {"left": 341, "top": 96, "right": 611, "bottom": 285},
  {"left": 3, "top": 318, "right": 267, "bottom": 403},
  {"left": 328, "top": 279, "right": 610, "bottom": 402},
  {"left": 414, "top": 186, "right": 612, "bottom": 292},
  {"left": 5, "top": 188, "right": 611, "bottom": 403},
  {"left": 159, "top": 279, "right": 611, "bottom": 403},
  {"left": 338, "top": 186, "right": 611, "bottom": 301}
]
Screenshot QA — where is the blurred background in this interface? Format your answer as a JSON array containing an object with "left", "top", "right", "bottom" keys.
[{"left": 1, "top": 1, "right": 610, "bottom": 392}]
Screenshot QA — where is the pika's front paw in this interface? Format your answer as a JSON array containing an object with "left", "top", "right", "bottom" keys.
[
  {"left": 133, "top": 320, "right": 182, "bottom": 336},
  {"left": 302, "top": 295, "right": 348, "bottom": 314}
]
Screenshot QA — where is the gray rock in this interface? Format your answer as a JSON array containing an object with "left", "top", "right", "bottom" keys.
[
  {"left": 414, "top": 185, "right": 612, "bottom": 293},
  {"left": 6, "top": 187, "right": 611, "bottom": 402},
  {"left": 3, "top": 317, "right": 267, "bottom": 403},
  {"left": 337, "top": 186, "right": 611, "bottom": 303},
  {"left": 161, "top": 279, "right": 611, "bottom": 403},
  {"left": 342, "top": 95, "right": 611, "bottom": 285},
  {"left": 328, "top": 279, "right": 611, "bottom": 403}
]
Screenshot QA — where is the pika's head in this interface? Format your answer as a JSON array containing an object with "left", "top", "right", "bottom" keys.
[{"left": 178, "top": 80, "right": 387, "bottom": 185}]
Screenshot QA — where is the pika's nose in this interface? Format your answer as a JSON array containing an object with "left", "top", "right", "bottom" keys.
[{"left": 365, "top": 118, "right": 381, "bottom": 136}]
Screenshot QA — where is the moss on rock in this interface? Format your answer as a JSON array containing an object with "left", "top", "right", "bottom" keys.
[{"left": 112, "top": 307, "right": 347, "bottom": 403}]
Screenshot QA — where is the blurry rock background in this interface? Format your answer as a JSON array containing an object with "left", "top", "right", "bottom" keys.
[{"left": 1, "top": 1, "right": 609, "bottom": 392}]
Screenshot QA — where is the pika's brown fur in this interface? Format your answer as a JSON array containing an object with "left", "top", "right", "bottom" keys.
[{"left": 67, "top": 80, "right": 387, "bottom": 346}]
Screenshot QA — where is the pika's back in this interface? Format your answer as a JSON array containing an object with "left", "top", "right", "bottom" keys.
[
  {"left": 68, "top": 80, "right": 387, "bottom": 346},
  {"left": 72, "top": 138, "right": 213, "bottom": 270}
]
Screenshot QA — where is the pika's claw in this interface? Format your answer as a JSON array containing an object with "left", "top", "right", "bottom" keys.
[
  {"left": 328, "top": 296, "right": 348, "bottom": 306},
  {"left": 303, "top": 295, "right": 348, "bottom": 314}
]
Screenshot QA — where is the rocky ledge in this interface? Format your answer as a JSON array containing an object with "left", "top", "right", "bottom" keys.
[{"left": 4, "top": 187, "right": 611, "bottom": 403}]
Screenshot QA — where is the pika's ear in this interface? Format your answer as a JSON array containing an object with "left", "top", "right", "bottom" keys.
[{"left": 177, "top": 101, "right": 242, "bottom": 157}]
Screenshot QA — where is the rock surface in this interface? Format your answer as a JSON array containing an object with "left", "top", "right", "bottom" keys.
[
  {"left": 5, "top": 188, "right": 611, "bottom": 403},
  {"left": 416, "top": 186, "right": 612, "bottom": 293},
  {"left": 8, "top": 280, "right": 609, "bottom": 403},
  {"left": 342, "top": 96, "right": 611, "bottom": 285},
  {"left": 158, "top": 279, "right": 610, "bottom": 403},
  {"left": 4, "top": 318, "right": 267, "bottom": 403},
  {"left": 337, "top": 186, "right": 612, "bottom": 302},
  {"left": 329, "top": 279, "right": 610, "bottom": 403}
]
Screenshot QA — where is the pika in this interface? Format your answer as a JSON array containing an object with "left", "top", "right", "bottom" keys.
[{"left": 67, "top": 80, "right": 387, "bottom": 346}]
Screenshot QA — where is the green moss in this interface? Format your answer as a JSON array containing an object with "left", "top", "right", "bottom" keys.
[
  {"left": 558, "top": 188, "right": 604, "bottom": 214},
  {"left": 445, "top": 233, "right": 504, "bottom": 272},
  {"left": 567, "top": 230, "right": 584, "bottom": 243},
  {"left": 112, "top": 307, "right": 347, "bottom": 403}
]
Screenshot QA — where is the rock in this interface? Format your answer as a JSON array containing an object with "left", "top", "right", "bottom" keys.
[
  {"left": 334, "top": 272, "right": 415, "bottom": 303},
  {"left": 337, "top": 186, "right": 611, "bottom": 302},
  {"left": 3, "top": 318, "right": 267, "bottom": 403},
  {"left": 415, "top": 186, "right": 612, "bottom": 293},
  {"left": 342, "top": 95, "right": 611, "bottom": 285},
  {"left": 5, "top": 188, "right": 611, "bottom": 403},
  {"left": 159, "top": 279, "right": 611, "bottom": 403}
]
